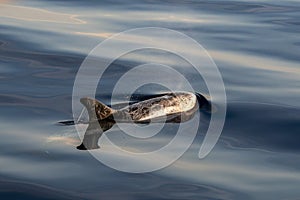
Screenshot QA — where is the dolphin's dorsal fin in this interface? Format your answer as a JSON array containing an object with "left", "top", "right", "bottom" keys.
[{"left": 80, "top": 97, "right": 116, "bottom": 121}]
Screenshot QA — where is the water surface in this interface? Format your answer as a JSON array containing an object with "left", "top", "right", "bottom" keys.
[{"left": 0, "top": 0, "right": 300, "bottom": 199}]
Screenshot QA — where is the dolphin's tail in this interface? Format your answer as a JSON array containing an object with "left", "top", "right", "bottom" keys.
[
  {"left": 77, "top": 97, "right": 116, "bottom": 150},
  {"left": 76, "top": 122, "right": 103, "bottom": 150},
  {"left": 80, "top": 97, "right": 116, "bottom": 121}
]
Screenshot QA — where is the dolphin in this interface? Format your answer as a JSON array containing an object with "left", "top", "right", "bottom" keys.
[{"left": 60, "top": 92, "right": 210, "bottom": 150}]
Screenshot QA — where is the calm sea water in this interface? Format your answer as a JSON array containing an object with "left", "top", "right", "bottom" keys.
[{"left": 1, "top": 0, "right": 300, "bottom": 199}]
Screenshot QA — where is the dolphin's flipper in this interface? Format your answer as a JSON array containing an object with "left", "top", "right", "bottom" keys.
[
  {"left": 80, "top": 97, "right": 116, "bottom": 121},
  {"left": 57, "top": 120, "right": 75, "bottom": 126}
]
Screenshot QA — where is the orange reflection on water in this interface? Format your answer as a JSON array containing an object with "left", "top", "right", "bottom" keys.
[
  {"left": 0, "top": 4, "right": 85, "bottom": 24},
  {"left": 47, "top": 136, "right": 80, "bottom": 146},
  {"left": 75, "top": 32, "right": 113, "bottom": 38}
]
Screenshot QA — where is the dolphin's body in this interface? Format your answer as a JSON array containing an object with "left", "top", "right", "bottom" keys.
[
  {"left": 81, "top": 92, "right": 198, "bottom": 124},
  {"left": 64, "top": 92, "right": 209, "bottom": 150}
]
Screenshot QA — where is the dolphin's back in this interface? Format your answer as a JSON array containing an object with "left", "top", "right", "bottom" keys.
[{"left": 116, "top": 92, "right": 198, "bottom": 123}]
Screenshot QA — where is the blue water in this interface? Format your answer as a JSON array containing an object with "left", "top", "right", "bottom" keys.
[{"left": 1, "top": 0, "right": 300, "bottom": 199}]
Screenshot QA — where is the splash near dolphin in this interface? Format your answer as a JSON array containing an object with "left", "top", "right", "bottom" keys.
[{"left": 60, "top": 92, "right": 211, "bottom": 150}]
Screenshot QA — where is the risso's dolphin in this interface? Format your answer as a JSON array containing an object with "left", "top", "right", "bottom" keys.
[{"left": 61, "top": 92, "right": 210, "bottom": 150}]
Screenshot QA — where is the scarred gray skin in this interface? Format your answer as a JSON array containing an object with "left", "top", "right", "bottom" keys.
[
  {"left": 80, "top": 92, "right": 199, "bottom": 124},
  {"left": 77, "top": 92, "right": 199, "bottom": 150}
]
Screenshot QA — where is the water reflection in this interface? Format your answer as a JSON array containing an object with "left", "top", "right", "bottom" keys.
[{"left": 0, "top": 4, "right": 85, "bottom": 24}]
